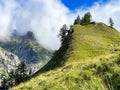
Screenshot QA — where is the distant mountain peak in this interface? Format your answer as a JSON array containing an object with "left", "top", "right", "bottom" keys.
[{"left": 12, "top": 30, "right": 36, "bottom": 41}]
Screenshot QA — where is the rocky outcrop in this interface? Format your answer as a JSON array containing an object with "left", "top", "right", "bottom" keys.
[
  {"left": 0, "top": 34, "right": 53, "bottom": 74},
  {"left": 0, "top": 47, "right": 20, "bottom": 86},
  {"left": 0, "top": 36, "right": 53, "bottom": 63}
]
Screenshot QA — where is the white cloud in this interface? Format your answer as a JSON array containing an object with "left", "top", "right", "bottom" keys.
[
  {"left": 75, "top": 0, "right": 120, "bottom": 30},
  {"left": 0, "top": 0, "right": 71, "bottom": 50},
  {"left": 0, "top": 0, "right": 18, "bottom": 40},
  {"left": 0, "top": 0, "right": 120, "bottom": 50}
]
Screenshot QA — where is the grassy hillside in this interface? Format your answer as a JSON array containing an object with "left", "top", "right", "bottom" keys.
[{"left": 12, "top": 23, "right": 120, "bottom": 90}]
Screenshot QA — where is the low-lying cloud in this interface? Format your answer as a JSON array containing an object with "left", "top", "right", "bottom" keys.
[
  {"left": 0, "top": 0, "right": 120, "bottom": 50},
  {"left": 0, "top": 0, "right": 72, "bottom": 50}
]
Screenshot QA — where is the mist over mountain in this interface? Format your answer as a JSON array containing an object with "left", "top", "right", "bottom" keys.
[
  {"left": 0, "top": 0, "right": 72, "bottom": 50},
  {"left": 0, "top": 0, "right": 120, "bottom": 50},
  {"left": 0, "top": 31, "right": 53, "bottom": 88}
]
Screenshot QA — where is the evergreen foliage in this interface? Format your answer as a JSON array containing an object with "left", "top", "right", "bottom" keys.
[
  {"left": 109, "top": 17, "right": 114, "bottom": 28},
  {"left": 80, "top": 17, "right": 85, "bottom": 25},
  {"left": 74, "top": 12, "right": 92, "bottom": 25},
  {"left": 0, "top": 62, "right": 29, "bottom": 89},
  {"left": 58, "top": 24, "right": 68, "bottom": 45},
  {"left": 13, "top": 62, "right": 28, "bottom": 84},
  {"left": 74, "top": 15, "right": 81, "bottom": 25},
  {"left": 83, "top": 12, "right": 92, "bottom": 24}
]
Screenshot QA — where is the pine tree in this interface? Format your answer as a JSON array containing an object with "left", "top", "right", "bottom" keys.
[
  {"left": 80, "top": 17, "right": 85, "bottom": 25},
  {"left": 58, "top": 24, "right": 68, "bottom": 45},
  {"left": 74, "top": 15, "right": 81, "bottom": 25},
  {"left": 109, "top": 17, "right": 114, "bottom": 28},
  {"left": 9, "top": 62, "right": 28, "bottom": 85},
  {"left": 16, "top": 62, "right": 28, "bottom": 83},
  {"left": 84, "top": 12, "right": 92, "bottom": 24}
]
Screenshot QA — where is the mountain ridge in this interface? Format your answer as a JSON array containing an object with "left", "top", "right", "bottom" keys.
[
  {"left": 12, "top": 23, "right": 120, "bottom": 90},
  {"left": 0, "top": 32, "right": 53, "bottom": 74}
]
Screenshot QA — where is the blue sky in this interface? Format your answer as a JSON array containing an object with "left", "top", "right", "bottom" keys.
[{"left": 61, "top": 0, "right": 108, "bottom": 10}]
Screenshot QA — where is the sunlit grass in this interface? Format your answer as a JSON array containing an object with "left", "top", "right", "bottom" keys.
[{"left": 12, "top": 23, "right": 120, "bottom": 90}]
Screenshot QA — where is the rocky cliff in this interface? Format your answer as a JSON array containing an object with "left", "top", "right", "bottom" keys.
[{"left": 0, "top": 47, "right": 20, "bottom": 86}]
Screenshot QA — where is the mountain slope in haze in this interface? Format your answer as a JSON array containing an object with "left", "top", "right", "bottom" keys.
[
  {"left": 12, "top": 23, "right": 120, "bottom": 90},
  {"left": 0, "top": 32, "right": 53, "bottom": 73}
]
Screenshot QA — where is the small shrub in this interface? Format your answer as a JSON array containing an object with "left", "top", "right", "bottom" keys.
[{"left": 81, "top": 70, "right": 93, "bottom": 81}]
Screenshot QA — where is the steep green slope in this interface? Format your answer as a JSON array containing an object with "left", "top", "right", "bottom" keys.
[{"left": 12, "top": 23, "right": 120, "bottom": 90}]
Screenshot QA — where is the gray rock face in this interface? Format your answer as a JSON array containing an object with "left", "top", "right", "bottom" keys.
[
  {"left": 0, "top": 37, "right": 53, "bottom": 64},
  {"left": 0, "top": 47, "right": 20, "bottom": 85},
  {"left": 0, "top": 36, "right": 53, "bottom": 74}
]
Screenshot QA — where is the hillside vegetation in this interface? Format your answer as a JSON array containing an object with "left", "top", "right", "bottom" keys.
[{"left": 12, "top": 23, "right": 120, "bottom": 90}]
